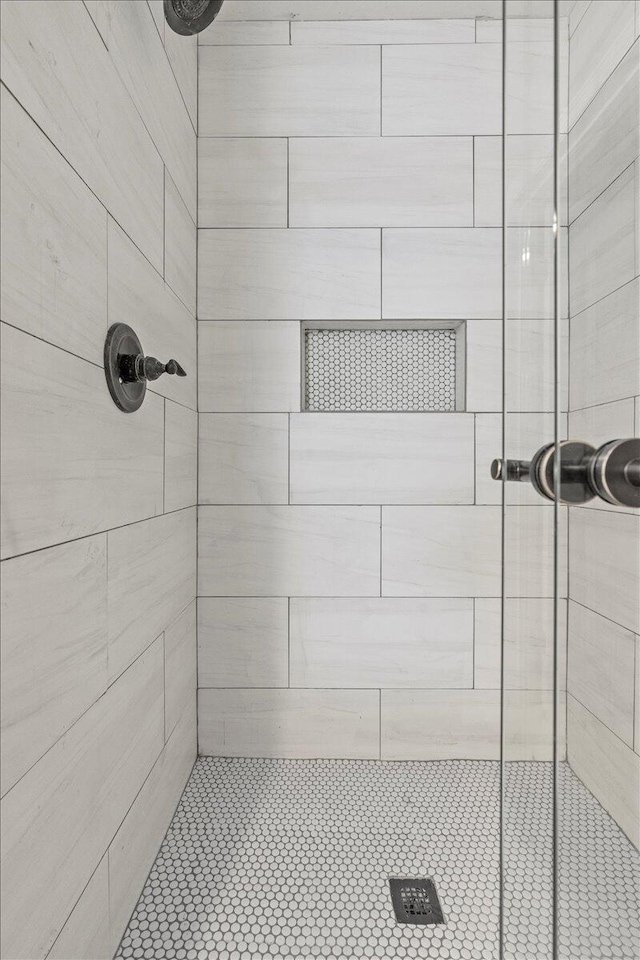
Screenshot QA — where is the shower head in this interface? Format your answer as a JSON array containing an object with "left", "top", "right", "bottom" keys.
[{"left": 164, "top": 0, "right": 224, "bottom": 36}]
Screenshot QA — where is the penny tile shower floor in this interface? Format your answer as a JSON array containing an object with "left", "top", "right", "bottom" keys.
[{"left": 115, "top": 758, "right": 639, "bottom": 960}]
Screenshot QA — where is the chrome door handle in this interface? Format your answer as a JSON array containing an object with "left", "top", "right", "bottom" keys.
[{"left": 491, "top": 438, "right": 640, "bottom": 508}]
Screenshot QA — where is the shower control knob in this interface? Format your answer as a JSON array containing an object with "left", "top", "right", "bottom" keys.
[
  {"left": 104, "top": 323, "right": 187, "bottom": 413},
  {"left": 490, "top": 458, "right": 531, "bottom": 482}
]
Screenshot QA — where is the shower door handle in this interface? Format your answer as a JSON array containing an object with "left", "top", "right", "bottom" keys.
[{"left": 491, "top": 438, "right": 640, "bottom": 507}]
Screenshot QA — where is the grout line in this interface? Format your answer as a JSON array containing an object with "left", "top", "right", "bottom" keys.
[
  {"left": 472, "top": 597, "right": 476, "bottom": 689},
  {"left": 378, "top": 689, "right": 382, "bottom": 760},
  {"left": 379, "top": 505, "right": 383, "bottom": 597},
  {"left": 287, "top": 414, "right": 291, "bottom": 505},
  {"left": 162, "top": 398, "right": 167, "bottom": 513},
  {"left": 287, "top": 597, "right": 291, "bottom": 688},
  {"left": 286, "top": 138, "right": 290, "bottom": 228},
  {"left": 379, "top": 45, "right": 383, "bottom": 136}
]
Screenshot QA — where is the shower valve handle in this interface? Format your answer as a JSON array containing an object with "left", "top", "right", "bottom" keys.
[{"left": 120, "top": 353, "right": 187, "bottom": 383}]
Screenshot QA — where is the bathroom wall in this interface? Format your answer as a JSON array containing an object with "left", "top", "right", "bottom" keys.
[
  {"left": 564, "top": 0, "right": 640, "bottom": 846},
  {"left": 196, "top": 1, "right": 556, "bottom": 761},
  {"left": 0, "top": 2, "right": 197, "bottom": 957}
]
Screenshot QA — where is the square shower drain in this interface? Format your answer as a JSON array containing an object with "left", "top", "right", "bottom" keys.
[{"left": 389, "top": 878, "right": 445, "bottom": 925}]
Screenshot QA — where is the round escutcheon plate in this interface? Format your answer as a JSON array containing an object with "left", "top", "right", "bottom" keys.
[{"left": 104, "top": 323, "right": 145, "bottom": 413}]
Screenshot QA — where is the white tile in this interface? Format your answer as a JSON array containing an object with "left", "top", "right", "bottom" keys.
[
  {"left": 504, "top": 506, "right": 568, "bottom": 598},
  {"left": 568, "top": 0, "right": 591, "bottom": 36},
  {"left": 568, "top": 601, "right": 636, "bottom": 747},
  {"left": 0, "top": 0, "right": 163, "bottom": 270},
  {"left": 0, "top": 89, "right": 107, "bottom": 365},
  {"left": 200, "top": 20, "right": 290, "bottom": 43},
  {"left": 569, "top": 279, "right": 640, "bottom": 410},
  {"left": 108, "top": 221, "right": 196, "bottom": 409},
  {"left": 216, "top": 1, "right": 503, "bottom": 18},
  {"left": 569, "top": 398, "right": 636, "bottom": 447},
  {"left": 569, "top": 0, "right": 637, "bottom": 126},
  {"left": 147, "top": 0, "right": 165, "bottom": 35},
  {"left": 569, "top": 508, "right": 640, "bottom": 633},
  {"left": 290, "top": 598, "right": 473, "bottom": 688},
  {"left": 381, "top": 690, "right": 500, "bottom": 760},
  {"left": 198, "top": 598, "right": 289, "bottom": 687},
  {"left": 504, "top": 42, "right": 560, "bottom": 135},
  {"left": 475, "top": 598, "right": 566, "bottom": 691},
  {"left": 199, "top": 414, "right": 289, "bottom": 504},
  {"left": 165, "top": 172, "right": 196, "bottom": 315},
  {"left": 466, "top": 319, "right": 503, "bottom": 412},
  {"left": 198, "top": 229, "right": 380, "bottom": 320},
  {"left": 289, "top": 137, "right": 473, "bottom": 228},
  {"left": 198, "top": 138, "right": 287, "bottom": 228},
  {"left": 0, "top": 640, "right": 164, "bottom": 960},
  {"left": 163, "top": 23, "right": 197, "bottom": 129},
  {"left": 199, "top": 45, "right": 380, "bottom": 136},
  {"left": 0, "top": 324, "right": 164, "bottom": 559},
  {"left": 198, "top": 688, "right": 380, "bottom": 759},
  {"left": 568, "top": 695, "right": 640, "bottom": 848},
  {"left": 290, "top": 413, "right": 474, "bottom": 504},
  {"left": 507, "top": 227, "right": 569, "bottom": 320},
  {"left": 569, "top": 42, "right": 639, "bottom": 222},
  {"left": 478, "top": 16, "right": 560, "bottom": 42},
  {"left": 0, "top": 537, "right": 107, "bottom": 796},
  {"left": 382, "top": 44, "right": 502, "bottom": 136},
  {"left": 107, "top": 509, "right": 196, "bottom": 682},
  {"left": 164, "top": 601, "right": 197, "bottom": 740},
  {"left": 48, "top": 857, "right": 111, "bottom": 960},
  {"left": 198, "top": 505, "right": 380, "bottom": 597},
  {"left": 198, "top": 322, "right": 300, "bottom": 413},
  {"left": 91, "top": 0, "right": 196, "bottom": 219},
  {"left": 475, "top": 134, "right": 566, "bottom": 227},
  {"left": 503, "top": 690, "right": 555, "bottom": 761},
  {"left": 505, "top": 318, "right": 568, "bottom": 413},
  {"left": 108, "top": 703, "right": 196, "bottom": 950},
  {"left": 476, "top": 413, "right": 560, "bottom": 506},
  {"left": 570, "top": 163, "right": 638, "bottom": 317},
  {"left": 164, "top": 401, "right": 198, "bottom": 512},
  {"left": 382, "top": 506, "right": 501, "bottom": 597},
  {"left": 383, "top": 229, "right": 502, "bottom": 319},
  {"left": 291, "top": 18, "right": 476, "bottom": 44}
]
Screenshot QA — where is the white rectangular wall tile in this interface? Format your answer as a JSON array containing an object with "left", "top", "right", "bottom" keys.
[
  {"left": 506, "top": 319, "right": 568, "bottom": 413},
  {"left": 568, "top": 601, "right": 636, "bottom": 747},
  {"left": 108, "top": 220, "right": 196, "bottom": 409},
  {"left": 569, "top": 509, "right": 640, "bottom": 633},
  {"left": 0, "top": 640, "right": 164, "bottom": 960},
  {"left": 569, "top": 0, "right": 637, "bottom": 126},
  {"left": 91, "top": 0, "right": 196, "bottom": 219},
  {"left": 200, "top": 20, "right": 290, "bottom": 43},
  {"left": 164, "top": 401, "right": 198, "bottom": 513},
  {"left": 199, "top": 414, "right": 289, "bottom": 505},
  {"left": 382, "top": 229, "right": 502, "bottom": 319},
  {"left": 48, "top": 857, "right": 111, "bottom": 960},
  {"left": 475, "top": 598, "right": 566, "bottom": 691},
  {"left": 570, "top": 162, "right": 638, "bottom": 317},
  {"left": 165, "top": 172, "right": 196, "bottom": 315},
  {"left": 164, "top": 601, "right": 197, "bottom": 741},
  {"left": 568, "top": 695, "right": 640, "bottom": 848},
  {"left": 289, "top": 137, "right": 473, "bottom": 228},
  {"left": 505, "top": 42, "right": 560, "bottom": 135},
  {"left": 198, "top": 506, "right": 380, "bottom": 597},
  {"left": 0, "top": 88, "right": 107, "bottom": 366},
  {"left": 506, "top": 227, "right": 569, "bottom": 320},
  {"left": 198, "top": 598, "right": 289, "bottom": 688},
  {"left": 503, "top": 690, "right": 555, "bottom": 761},
  {"left": 474, "top": 598, "right": 501, "bottom": 689},
  {"left": 291, "top": 18, "right": 476, "bottom": 44},
  {"left": 569, "top": 279, "right": 640, "bottom": 410},
  {"left": 163, "top": 24, "right": 198, "bottom": 129},
  {"left": 290, "top": 598, "right": 473, "bottom": 688},
  {"left": 290, "top": 413, "right": 474, "bottom": 504},
  {"left": 0, "top": 324, "right": 164, "bottom": 559},
  {"left": 108, "top": 704, "right": 196, "bottom": 950},
  {"left": 476, "top": 413, "right": 560, "bottom": 505},
  {"left": 382, "top": 44, "right": 502, "bottom": 135},
  {"left": 198, "top": 688, "right": 380, "bottom": 759},
  {"left": 198, "top": 322, "right": 301, "bottom": 413},
  {"left": 199, "top": 46, "right": 380, "bottom": 136},
  {"left": 0, "top": 536, "right": 107, "bottom": 796},
  {"left": 215, "top": 1, "right": 503, "bottom": 18},
  {"left": 475, "top": 134, "right": 565, "bottom": 227},
  {"left": 381, "top": 690, "right": 500, "bottom": 760},
  {"left": 107, "top": 509, "right": 196, "bottom": 682},
  {"left": 478, "top": 16, "right": 561, "bottom": 42},
  {"left": 504, "top": 506, "right": 568, "bottom": 599},
  {"left": 198, "top": 229, "right": 380, "bottom": 320},
  {"left": 0, "top": 0, "right": 164, "bottom": 271},
  {"left": 569, "top": 42, "right": 639, "bottom": 222},
  {"left": 382, "top": 506, "right": 501, "bottom": 597},
  {"left": 198, "top": 138, "right": 288, "bottom": 227},
  {"left": 466, "top": 320, "right": 503, "bottom": 412}
]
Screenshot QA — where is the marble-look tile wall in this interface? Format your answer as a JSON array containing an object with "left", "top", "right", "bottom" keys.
[
  {"left": 0, "top": 2, "right": 197, "bottom": 957},
  {"left": 196, "top": 9, "right": 557, "bottom": 763},
  {"left": 565, "top": 0, "right": 640, "bottom": 847}
]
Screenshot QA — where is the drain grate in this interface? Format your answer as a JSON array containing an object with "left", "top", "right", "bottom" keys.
[{"left": 389, "top": 878, "right": 444, "bottom": 925}]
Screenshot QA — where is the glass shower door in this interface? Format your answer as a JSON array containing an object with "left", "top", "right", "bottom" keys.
[{"left": 501, "top": 2, "right": 639, "bottom": 959}]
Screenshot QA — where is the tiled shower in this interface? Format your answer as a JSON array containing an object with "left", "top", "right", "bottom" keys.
[{"left": 0, "top": 1, "right": 638, "bottom": 959}]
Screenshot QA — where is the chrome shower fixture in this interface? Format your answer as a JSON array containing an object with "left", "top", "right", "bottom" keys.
[{"left": 164, "top": 0, "right": 223, "bottom": 36}]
